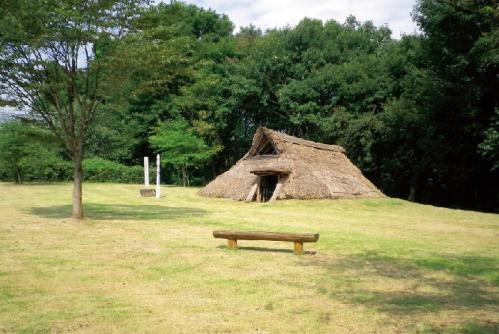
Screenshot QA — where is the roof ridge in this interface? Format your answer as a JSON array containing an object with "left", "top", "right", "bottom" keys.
[{"left": 260, "top": 127, "right": 345, "bottom": 153}]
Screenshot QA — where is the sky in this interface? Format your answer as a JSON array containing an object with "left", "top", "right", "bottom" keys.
[{"left": 181, "top": 0, "right": 419, "bottom": 38}]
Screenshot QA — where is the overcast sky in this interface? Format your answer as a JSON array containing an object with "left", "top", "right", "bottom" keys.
[{"left": 182, "top": 0, "right": 419, "bottom": 38}]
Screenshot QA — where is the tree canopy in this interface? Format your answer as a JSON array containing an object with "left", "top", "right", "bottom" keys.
[{"left": 149, "top": 119, "right": 220, "bottom": 186}]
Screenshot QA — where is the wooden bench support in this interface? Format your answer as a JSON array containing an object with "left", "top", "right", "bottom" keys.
[
  {"left": 294, "top": 242, "right": 304, "bottom": 255},
  {"left": 213, "top": 230, "right": 318, "bottom": 255},
  {"left": 228, "top": 239, "right": 237, "bottom": 249}
]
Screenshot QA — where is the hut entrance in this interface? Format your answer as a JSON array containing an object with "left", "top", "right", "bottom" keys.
[
  {"left": 258, "top": 174, "right": 278, "bottom": 202},
  {"left": 247, "top": 170, "right": 289, "bottom": 203}
]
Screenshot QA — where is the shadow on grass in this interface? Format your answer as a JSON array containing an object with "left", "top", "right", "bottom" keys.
[
  {"left": 301, "top": 251, "right": 499, "bottom": 320},
  {"left": 217, "top": 245, "right": 316, "bottom": 255},
  {"left": 419, "top": 321, "right": 499, "bottom": 334},
  {"left": 30, "top": 203, "right": 205, "bottom": 220}
]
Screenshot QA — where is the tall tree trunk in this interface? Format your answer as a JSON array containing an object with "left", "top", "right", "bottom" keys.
[
  {"left": 72, "top": 154, "right": 84, "bottom": 219},
  {"left": 408, "top": 184, "right": 417, "bottom": 202},
  {"left": 181, "top": 166, "right": 187, "bottom": 187},
  {"left": 16, "top": 168, "right": 21, "bottom": 184},
  {"left": 408, "top": 170, "right": 420, "bottom": 202}
]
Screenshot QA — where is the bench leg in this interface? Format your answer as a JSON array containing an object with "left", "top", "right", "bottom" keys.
[
  {"left": 294, "top": 242, "right": 304, "bottom": 255},
  {"left": 228, "top": 239, "right": 237, "bottom": 249}
]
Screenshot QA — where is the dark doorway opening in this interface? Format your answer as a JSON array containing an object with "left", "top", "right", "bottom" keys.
[{"left": 259, "top": 175, "right": 278, "bottom": 202}]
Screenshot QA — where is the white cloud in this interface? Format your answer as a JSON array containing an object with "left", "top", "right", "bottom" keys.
[{"left": 179, "top": 0, "right": 419, "bottom": 38}]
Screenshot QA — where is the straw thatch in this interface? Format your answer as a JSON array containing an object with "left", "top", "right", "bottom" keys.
[{"left": 199, "top": 127, "right": 384, "bottom": 201}]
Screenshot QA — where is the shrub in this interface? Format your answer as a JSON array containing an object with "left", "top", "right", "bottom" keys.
[
  {"left": 0, "top": 120, "right": 72, "bottom": 183},
  {"left": 83, "top": 157, "right": 144, "bottom": 183}
]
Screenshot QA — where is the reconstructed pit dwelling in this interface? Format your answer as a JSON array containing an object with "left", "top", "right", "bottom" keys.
[{"left": 199, "top": 127, "right": 384, "bottom": 202}]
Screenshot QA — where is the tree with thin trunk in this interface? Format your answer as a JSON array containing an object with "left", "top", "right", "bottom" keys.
[
  {"left": 149, "top": 119, "right": 220, "bottom": 187},
  {"left": 0, "top": 0, "right": 149, "bottom": 218}
]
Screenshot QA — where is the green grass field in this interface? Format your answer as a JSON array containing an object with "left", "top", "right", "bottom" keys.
[{"left": 0, "top": 183, "right": 498, "bottom": 333}]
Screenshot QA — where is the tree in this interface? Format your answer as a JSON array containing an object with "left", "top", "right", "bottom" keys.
[
  {"left": 86, "top": 2, "right": 235, "bottom": 169},
  {"left": 411, "top": 0, "right": 499, "bottom": 208},
  {"left": 0, "top": 0, "right": 149, "bottom": 218},
  {"left": 149, "top": 119, "right": 220, "bottom": 186}
]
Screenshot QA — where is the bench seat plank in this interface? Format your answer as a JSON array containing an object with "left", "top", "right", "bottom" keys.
[{"left": 213, "top": 230, "right": 319, "bottom": 243}]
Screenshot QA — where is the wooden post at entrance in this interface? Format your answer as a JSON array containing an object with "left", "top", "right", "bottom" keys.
[
  {"left": 246, "top": 183, "right": 258, "bottom": 202},
  {"left": 269, "top": 179, "right": 283, "bottom": 202}
]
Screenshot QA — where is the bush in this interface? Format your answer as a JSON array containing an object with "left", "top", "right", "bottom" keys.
[
  {"left": 83, "top": 157, "right": 144, "bottom": 183},
  {"left": 0, "top": 120, "right": 72, "bottom": 183},
  {"left": 21, "top": 158, "right": 72, "bottom": 182},
  {"left": 0, "top": 120, "right": 145, "bottom": 183}
]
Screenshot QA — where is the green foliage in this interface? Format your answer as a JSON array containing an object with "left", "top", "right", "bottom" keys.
[
  {"left": 87, "top": 1, "right": 236, "bottom": 167},
  {"left": 0, "top": 122, "right": 144, "bottom": 184},
  {"left": 479, "top": 109, "right": 499, "bottom": 171},
  {"left": 149, "top": 119, "right": 220, "bottom": 186},
  {"left": 0, "top": 121, "right": 70, "bottom": 183},
  {"left": 150, "top": 119, "right": 220, "bottom": 166},
  {"left": 82, "top": 158, "right": 143, "bottom": 184},
  {"left": 0, "top": 0, "right": 150, "bottom": 153}
]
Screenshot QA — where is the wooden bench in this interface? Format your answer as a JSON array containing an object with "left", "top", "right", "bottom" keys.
[{"left": 213, "top": 230, "right": 319, "bottom": 255}]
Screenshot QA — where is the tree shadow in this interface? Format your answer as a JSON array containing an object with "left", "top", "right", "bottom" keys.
[
  {"left": 29, "top": 203, "right": 205, "bottom": 220},
  {"left": 300, "top": 251, "right": 499, "bottom": 317}
]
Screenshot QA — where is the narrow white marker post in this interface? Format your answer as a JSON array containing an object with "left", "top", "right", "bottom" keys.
[
  {"left": 156, "top": 154, "right": 161, "bottom": 198},
  {"left": 144, "top": 157, "right": 149, "bottom": 187}
]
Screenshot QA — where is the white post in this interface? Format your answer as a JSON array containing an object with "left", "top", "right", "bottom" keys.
[
  {"left": 144, "top": 157, "right": 149, "bottom": 187},
  {"left": 156, "top": 154, "right": 161, "bottom": 198}
]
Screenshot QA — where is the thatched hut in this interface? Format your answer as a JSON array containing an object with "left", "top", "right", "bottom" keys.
[{"left": 199, "top": 127, "right": 384, "bottom": 202}]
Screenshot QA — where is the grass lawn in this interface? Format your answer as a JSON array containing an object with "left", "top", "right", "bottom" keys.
[{"left": 0, "top": 183, "right": 498, "bottom": 333}]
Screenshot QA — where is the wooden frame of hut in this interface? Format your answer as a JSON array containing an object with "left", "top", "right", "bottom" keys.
[{"left": 199, "top": 127, "right": 384, "bottom": 202}]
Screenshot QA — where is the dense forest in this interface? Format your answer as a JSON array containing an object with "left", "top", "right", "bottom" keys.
[{"left": 1, "top": 0, "right": 498, "bottom": 212}]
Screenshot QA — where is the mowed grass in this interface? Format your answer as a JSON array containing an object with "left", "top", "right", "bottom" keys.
[{"left": 0, "top": 183, "right": 498, "bottom": 334}]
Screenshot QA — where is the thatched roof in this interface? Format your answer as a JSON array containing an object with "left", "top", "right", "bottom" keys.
[{"left": 199, "top": 127, "right": 384, "bottom": 201}]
